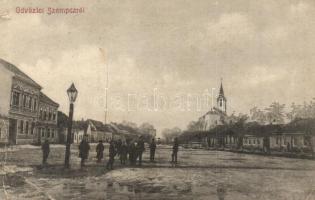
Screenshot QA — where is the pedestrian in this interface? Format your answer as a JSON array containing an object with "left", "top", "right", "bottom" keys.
[
  {"left": 106, "top": 140, "right": 116, "bottom": 170},
  {"left": 120, "top": 141, "right": 128, "bottom": 165},
  {"left": 171, "top": 137, "right": 179, "bottom": 164},
  {"left": 137, "top": 136, "right": 145, "bottom": 166},
  {"left": 129, "top": 141, "right": 137, "bottom": 166},
  {"left": 149, "top": 138, "right": 156, "bottom": 162},
  {"left": 96, "top": 140, "right": 105, "bottom": 163},
  {"left": 42, "top": 139, "right": 50, "bottom": 165},
  {"left": 116, "top": 139, "right": 122, "bottom": 156},
  {"left": 79, "top": 136, "right": 90, "bottom": 167}
]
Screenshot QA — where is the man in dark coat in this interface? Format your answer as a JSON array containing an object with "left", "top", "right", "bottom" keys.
[
  {"left": 42, "top": 139, "right": 50, "bottom": 165},
  {"left": 128, "top": 141, "right": 137, "bottom": 166},
  {"left": 149, "top": 138, "right": 157, "bottom": 162},
  {"left": 120, "top": 141, "right": 128, "bottom": 165},
  {"left": 137, "top": 136, "right": 145, "bottom": 166},
  {"left": 106, "top": 141, "right": 116, "bottom": 170},
  {"left": 79, "top": 136, "right": 90, "bottom": 167},
  {"left": 171, "top": 137, "right": 179, "bottom": 164},
  {"left": 96, "top": 140, "right": 105, "bottom": 163}
]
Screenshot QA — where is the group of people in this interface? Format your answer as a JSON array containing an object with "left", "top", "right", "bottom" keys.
[
  {"left": 41, "top": 136, "right": 179, "bottom": 169},
  {"left": 95, "top": 136, "right": 151, "bottom": 170}
]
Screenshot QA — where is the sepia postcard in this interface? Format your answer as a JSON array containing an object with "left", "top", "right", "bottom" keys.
[{"left": 0, "top": 0, "right": 315, "bottom": 199}]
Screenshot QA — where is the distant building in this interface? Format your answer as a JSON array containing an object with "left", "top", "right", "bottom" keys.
[
  {"left": 86, "top": 119, "right": 114, "bottom": 142},
  {"left": 0, "top": 58, "right": 59, "bottom": 144},
  {"left": 198, "top": 81, "right": 236, "bottom": 131}
]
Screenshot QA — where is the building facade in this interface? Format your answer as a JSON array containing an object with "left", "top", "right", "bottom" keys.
[
  {"left": 0, "top": 58, "right": 59, "bottom": 144},
  {"left": 37, "top": 92, "right": 59, "bottom": 144}
]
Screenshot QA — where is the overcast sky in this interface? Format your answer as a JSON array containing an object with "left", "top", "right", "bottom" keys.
[{"left": 1, "top": 0, "right": 315, "bottom": 135}]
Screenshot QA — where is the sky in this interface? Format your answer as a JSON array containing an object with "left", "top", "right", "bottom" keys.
[{"left": 1, "top": 0, "right": 315, "bottom": 136}]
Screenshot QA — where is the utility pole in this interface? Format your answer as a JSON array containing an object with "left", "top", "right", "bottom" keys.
[{"left": 99, "top": 48, "right": 109, "bottom": 124}]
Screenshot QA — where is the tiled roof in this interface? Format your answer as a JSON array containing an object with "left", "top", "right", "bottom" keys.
[
  {"left": 39, "top": 92, "right": 59, "bottom": 107},
  {"left": 73, "top": 120, "right": 88, "bottom": 131},
  {"left": 0, "top": 58, "right": 42, "bottom": 89}
]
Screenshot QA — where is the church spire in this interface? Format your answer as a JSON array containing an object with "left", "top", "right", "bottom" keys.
[
  {"left": 219, "top": 78, "right": 224, "bottom": 97},
  {"left": 217, "top": 78, "right": 227, "bottom": 113}
]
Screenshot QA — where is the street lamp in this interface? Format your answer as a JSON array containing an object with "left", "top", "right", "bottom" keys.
[{"left": 64, "top": 83, "right": 78, "bottom": 168}]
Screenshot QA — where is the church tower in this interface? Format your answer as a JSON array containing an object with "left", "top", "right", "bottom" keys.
[{"left": 217, "top": 80, "right": 227, "bottom": 114}]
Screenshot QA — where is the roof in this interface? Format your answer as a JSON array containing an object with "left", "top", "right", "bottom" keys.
[
  {"left": 202, "top": 107, "right": 227, "bottom": 118},
  {"left": 0, "top": 58, "right": 42, "bottom": 89},
  {"left": 87, "top": 119, "right": 116, "bottom": 132},
  {"left": 39, "top": 92, "right": 59, "bottom": 107},
  {"left": 73, "top": 120, "right": 88, "bottom": 131}
]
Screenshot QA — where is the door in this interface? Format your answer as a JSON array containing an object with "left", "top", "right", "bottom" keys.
[{"left": 9, "top": 119, "right": 17, "bottom": 145}]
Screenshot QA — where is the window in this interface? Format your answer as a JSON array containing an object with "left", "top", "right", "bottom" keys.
[
  {"left": 19, "top": 121, "right": 24, "bottom": 133},
  {"left": 43, "top": 111, "right": 47, "bottom": 121},
  {"left": 41, "top": 128, "right": 45, "bottom": 137},
  {"left": 47, "top": 129, "right": 50, "bottom": 138},
  {"left": 257, "top": 139, "right": 260, "bottom": 145},
  {"left": 53, "top": 112, "right": 56, "bottom": 121},
  {"left": 40, "top": 108, "right": 42, "bottom": 119},
  {"left": 34, "top": 99, "right": 37, "bottom": 111},
  {"left": 293, "top": 137, "right": 297, "bottom": 145},
  {"left": 25, "top": 121, "right": 29, "bottom": 134},
  {"left": 23, "top": 95, "right": 27, "bottom": 107},
  {"left": 49, "top": 112, "right": 52, "bottom": 121},
  {"left": 12, "top": 91, "right": 20, "bottom": 106},
  {"left": 249, "top": 139, "right": 252, "bottom": 145},
  {"left": 276, "top": 137, "right": 279, "bottom": 145},
  {"left": 29, "top": 97, "right": 32, "bottom": 109},
  {"left": 253, "top": 140, "right": 256, "bottom": 144},
  {"left": 31, "top": 123, "right": 35, "bottom": 135},
  {"left": 51, "top": 129, "right": 55, "bottom": 138}
]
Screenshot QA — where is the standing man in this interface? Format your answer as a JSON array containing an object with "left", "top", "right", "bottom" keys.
[
  {"left": 137, "top": 136, "right": 145, "bottom": 166},
  {"left": 42, "top": 139, "right": 50, "bottom": 165},
  {"left": 171, "top": 137, "right": 179, "bottom": 164},
  {"left": 79, "top": 136, "right": 90, "bottom": 167},
  {"left": 129, "top": 141, "right": 137, "bottom": 166},
  {"left": 120, "top": 141, "right": 128, "bottom": 165},
  {"left": 106, "top": 140, "right": 116, "bottom": 170},
  {"left": 149, "top": 138, "right": 156, "bottom": 162},
  {"left": 96, "top": 140, "right": 105, "bottom": 163}
]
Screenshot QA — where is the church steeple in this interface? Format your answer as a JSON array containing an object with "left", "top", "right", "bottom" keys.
[{"left": 217, "top": 78, "right": 227, "bottom": 114}]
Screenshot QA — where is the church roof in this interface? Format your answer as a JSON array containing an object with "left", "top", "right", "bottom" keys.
[
  {"left": 0, "top": 58, "right": 42, "bottom": 89},
  {"left": 201, "top": 107, "right": 227, "bottom": 118}
]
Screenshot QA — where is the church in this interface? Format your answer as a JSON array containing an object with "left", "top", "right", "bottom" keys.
[{"left": 198, "top": 81, "right": 234, "bottom": 131}]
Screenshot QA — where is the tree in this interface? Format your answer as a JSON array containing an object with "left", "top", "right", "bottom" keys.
[
  {"left": 57, "top": 111, "right": 69, "bottom": 144},
  {"left": 121, "top": 120, "right": 138, "bottom": 130},
  {"left": 187, "top": 121, "right": 201, "bottom": 131},
  {"left": 139, "top": 122, "right": 156, "bottom": 142},
  {"left": 162, "top": 127, "right": 182, "bottom": 144},
  {"left": 250, "top": 106, "right": 266, "bottom": 124},
  {"left": 265, "top": 102, "right": 285, "bottom": 124}
]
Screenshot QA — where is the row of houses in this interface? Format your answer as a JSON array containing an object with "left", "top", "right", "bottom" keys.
[
  {"left": 58, "top": 119, "right": 141, "bottom": 144},
  {"left": 205, "top": 132, "right": 312, "bottom": 153},
  {"left": 0, "top": 58, "right": 59, "bottom": 144}
]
